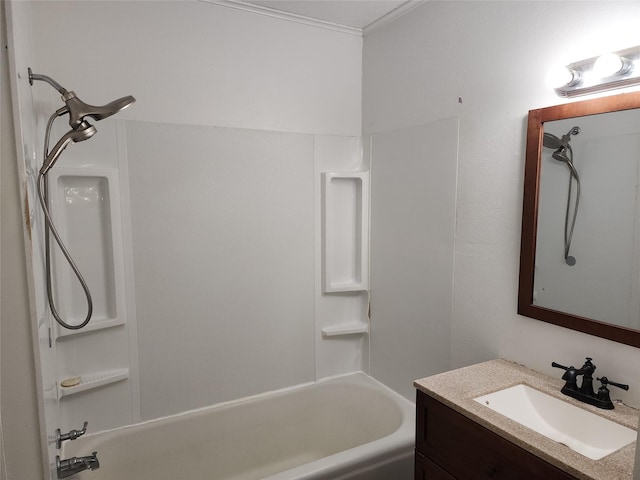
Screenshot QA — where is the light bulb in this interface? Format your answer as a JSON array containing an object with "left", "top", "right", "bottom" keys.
[
  {"left": 547, "top": 66, "right": 579, "bottom": 89},
  {"left": 593, "top": 53, "right": 624, "bottom": 77}
]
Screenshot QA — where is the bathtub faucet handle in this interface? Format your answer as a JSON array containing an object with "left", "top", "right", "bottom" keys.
[{"left": 55, "top": 421, "right": 88, "bottom": 449}]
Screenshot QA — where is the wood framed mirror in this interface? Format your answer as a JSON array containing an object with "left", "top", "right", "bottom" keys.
[{"left": 519, "top": 91, "right": 640, "bottom": 348}]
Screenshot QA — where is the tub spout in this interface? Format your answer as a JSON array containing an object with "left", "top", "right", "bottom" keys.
[{"left": 56, "top": 451, "right": 100, "bottom": 479}]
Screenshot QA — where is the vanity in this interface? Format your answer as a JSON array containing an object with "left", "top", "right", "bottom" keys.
[{"left": 414, "top": 359, "right": 638, "bottom": 479}]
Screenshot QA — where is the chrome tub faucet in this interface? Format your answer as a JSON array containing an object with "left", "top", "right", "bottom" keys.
[{"left": 56, "top": 451, "right": 100, "bottom": 479}]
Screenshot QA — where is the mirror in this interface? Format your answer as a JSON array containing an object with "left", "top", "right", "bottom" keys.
[{"left": 519, "top": 91, "right": 640, "bottom": 348}]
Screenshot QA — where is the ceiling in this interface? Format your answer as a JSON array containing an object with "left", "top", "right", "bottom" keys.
[{"left": 241, "top": 1, "right": 416, "bottom": 30}]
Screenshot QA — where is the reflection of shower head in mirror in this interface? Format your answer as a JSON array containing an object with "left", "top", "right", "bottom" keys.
[
  {"left": 543, "top": 126, "right": 581, "bottom": 150},
  {"left": 551, "top": 148, "right": 569, "bottom": 163},
  {"left": 550, "top": 145, "right": 580, "bottom": 181},
  {"left": 543, "top": 126, "right": 581, "bottom": 267}
]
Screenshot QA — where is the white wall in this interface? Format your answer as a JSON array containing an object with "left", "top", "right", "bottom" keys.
[
  {"left": 369, "top": 118, "right": 458, "bottom": 400},
  {"left": 29, "top": 1, "right": 361, "bottom": 136},
  {"left": 363, "top": 1, "right": 640, "bottom": 408}
]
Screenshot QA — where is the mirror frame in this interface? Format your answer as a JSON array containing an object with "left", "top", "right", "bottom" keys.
[{"left": 519, "top": 91, "right": 640, "bottom": 348}]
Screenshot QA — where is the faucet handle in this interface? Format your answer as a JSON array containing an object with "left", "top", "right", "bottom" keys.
[
  {"left": 552, "top": 361, "right": 579, "bottom": 391},
  {"left": 597, "top": 376, "right": 629, "bottom": 391},
  {"left": 595, "top": 377, "right": 629, "bottom": 409},
  {"left": 551, "top": 361, "right": 569, "bottom": 371},
  {"left": 55, "top": 421, "right": 88, "bottom": 449}
]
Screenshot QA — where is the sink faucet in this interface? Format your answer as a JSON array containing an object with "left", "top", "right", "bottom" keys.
[
  {"left": 577, "top": 357, "right": 596, "bottom": 397},
  {"left": 552, "top": 357, "right": 629, "bottom": 409},
  {"left": 56, "top": 452, "right": 100, "bottom": 479}
]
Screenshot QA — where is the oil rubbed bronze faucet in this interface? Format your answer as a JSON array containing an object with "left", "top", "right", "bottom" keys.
[{"left": 552, "top": 357, "right": 629, "bottom": 409}]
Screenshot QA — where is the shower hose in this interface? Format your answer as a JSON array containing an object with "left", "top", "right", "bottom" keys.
[
  {"left": 37, "top": 110, "right": 93, "bottom": 330},
  {"left": 563, "top": 145, "right": 580, "bottom": 266}
]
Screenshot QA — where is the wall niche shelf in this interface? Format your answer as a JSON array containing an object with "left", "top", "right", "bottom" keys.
[
  {"left": 322, "top": 171, "right": 370, "bottom": 293},
  {"left": 56, "top": 317, "right": 125, "bottom": 339},
  {"left": 321, "top": 321, "right": 369, "bottom": 337},
  {"left": 48, "top": 167, "right": 128, "bottom": 339},
  {"left": 58, "top": 368, "right": 129, "bottom": 398}
]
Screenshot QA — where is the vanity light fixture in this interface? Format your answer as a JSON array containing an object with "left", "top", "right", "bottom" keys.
[{"left": 552, "top": 45, "right": 640, "bottom": 97}]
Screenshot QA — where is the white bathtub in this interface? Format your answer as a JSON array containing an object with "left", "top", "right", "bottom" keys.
[{"left": 62, "top": 372, "right": 415, "bottom": 479}]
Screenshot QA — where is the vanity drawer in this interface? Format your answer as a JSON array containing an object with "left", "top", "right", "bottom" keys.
[{"left": 415, "top": 390, "right": 577, "bottom": 479}]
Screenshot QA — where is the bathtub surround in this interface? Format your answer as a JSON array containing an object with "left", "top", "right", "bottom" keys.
[
  {"left": 3, "top": 1, "right": 640, "bottom": 479},
  {"left": 5, "top": 2, "right": 367, "bottom": 475}
]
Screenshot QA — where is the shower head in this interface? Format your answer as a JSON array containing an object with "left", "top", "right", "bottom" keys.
[
  {"left": 543, "top": 132, "right": 563, "bottom": 150},
  {"left": 552, "top": 148, "right": 570, "bottom": 163},
  {"left": 543, "top": 126, "right": 581, "bottom": 150},
  {"left": 28, "top": 68, "right": 136, "bottom": 128},
  {"left": 40, "top": 121, "right": 97, "bottom": 175},
  {"left": 552, "top": 147, "right": 580, "bottom": 180},
  {"left": 63, "top": 92, "right": 136, "bottom": 128}
]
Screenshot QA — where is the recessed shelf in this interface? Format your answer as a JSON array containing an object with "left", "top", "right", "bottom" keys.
[
  {"left": 48, "top": 167, "right": 127, "bottom": 339},
  {"left": 58, "top": 368, "right": 129, "bottom": 398},
  {"left": 321, "top": 321, "right": 369, "bottom": 337},
  {"left": 322, "top": 171, "right": 369, "bottom": 293}
]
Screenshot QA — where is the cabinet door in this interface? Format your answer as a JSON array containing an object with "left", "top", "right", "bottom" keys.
[
  {"left": 415, "top": 451, "right": 455, "bottom": 480},
  {"left": 416, "top": 390, "right": 577, "bottom": 480}
]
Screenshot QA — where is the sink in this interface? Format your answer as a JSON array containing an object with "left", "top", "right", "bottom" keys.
[{"left": 474, "top": 384, "right": 637, "bottom": 460}]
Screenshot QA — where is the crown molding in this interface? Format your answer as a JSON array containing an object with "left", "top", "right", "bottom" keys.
[
  {"left": 363, "top": 1, "right": 425, "bottom": 36},
  {"left": 202, "top": 0, "right": 363, "bottom": 36}
]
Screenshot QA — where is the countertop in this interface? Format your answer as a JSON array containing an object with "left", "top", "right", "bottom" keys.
[{"left": 414, "top": 359, "right": 639, "bottom": 480}]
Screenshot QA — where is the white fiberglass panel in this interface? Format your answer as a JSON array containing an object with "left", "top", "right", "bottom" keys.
[{"left": 124, "top": 121, "right": 316, "bottom": 420}]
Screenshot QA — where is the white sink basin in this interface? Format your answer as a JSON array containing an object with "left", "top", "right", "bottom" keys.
[{"left": 474, "top": 384, "right": 636, "bottom": 460}]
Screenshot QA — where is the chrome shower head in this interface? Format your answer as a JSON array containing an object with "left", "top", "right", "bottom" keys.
[
  {"left": 543, "top": 126, "right": 581, "bottom": 150},
  {"left": 543, "top": 132, "right": 563, "bottom": 150},
  {"left": 40, "top": 121, "right": 97, "bottom": 175},
  {"left": 552, "top": 147, "right": 580, "bottom": 180},
  {"left": 552, "top": 148, "right": 570, "bottom": 163},
  {"left": 63, "top": 92, "right": 136, "bottom": 128},
  {"left": 28, "top": 68, "right": 136, "bottom": 128}
]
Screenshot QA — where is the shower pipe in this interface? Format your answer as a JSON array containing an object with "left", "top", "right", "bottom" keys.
[{"left": 28, "top": 68, "right": 135, "bottom": 330}]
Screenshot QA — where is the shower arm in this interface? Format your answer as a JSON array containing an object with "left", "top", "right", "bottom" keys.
[{"left": 28, "top": 67, "right": 68, "bottom": 95}]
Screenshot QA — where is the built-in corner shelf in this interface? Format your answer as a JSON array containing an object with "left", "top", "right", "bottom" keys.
[
  {"left": 321, "top": 321, "right": 369, "bottom": 337},
  {"left": 58, "top": 368, "right": 129, "bottom": 398},
  {"left": 322, "top": 171, "right": 369, "bottom": 293}
]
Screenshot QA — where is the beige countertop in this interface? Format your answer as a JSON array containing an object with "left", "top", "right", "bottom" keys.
[{"left": 414, "top": 359, "right": 639, "bottom": 480}]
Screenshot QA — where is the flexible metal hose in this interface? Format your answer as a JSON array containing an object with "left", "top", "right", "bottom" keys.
[
  {"left": 562, "top": 145, "right": 580, "bottom": 265},
  {"left": 38, "top": 112, "right": 93, "bottom": 330}
]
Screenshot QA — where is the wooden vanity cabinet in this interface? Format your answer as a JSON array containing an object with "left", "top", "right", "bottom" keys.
[{"left": 415, "top": 389, "right": 578, "bottom": 479}]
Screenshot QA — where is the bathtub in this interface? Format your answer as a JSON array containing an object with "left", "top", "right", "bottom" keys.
[{"left": 62, "top": 372, "right": 415, "bottom": 479}]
